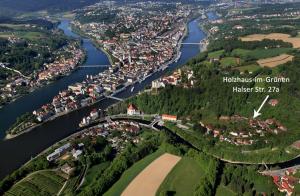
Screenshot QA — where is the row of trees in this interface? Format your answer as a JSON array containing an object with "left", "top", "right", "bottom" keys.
[
  {"left": 207, "top": 38, "right": 292, "bottom": 53},
  {"left": 221, "top": 164, "right": 280, "bottom": 195}
]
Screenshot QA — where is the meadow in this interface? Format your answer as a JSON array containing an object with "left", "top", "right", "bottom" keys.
[
  {"left": 104, "top": 148, "right": 165, "bottom": 196},
  {"left": 156, "top": 157, "right": 205, "bottom": 196}
]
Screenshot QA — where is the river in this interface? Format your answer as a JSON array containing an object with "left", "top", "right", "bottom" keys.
[
  {"left": 0, "top": 14, "right": 208, "bottom": 179},
  {"left": 0, "top": 21, "right": 109, "bottom": 139}
]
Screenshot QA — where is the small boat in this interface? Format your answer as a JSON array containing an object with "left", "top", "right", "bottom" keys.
[{"left": 131, "top": 86, "right": 135, "bottom": 92}]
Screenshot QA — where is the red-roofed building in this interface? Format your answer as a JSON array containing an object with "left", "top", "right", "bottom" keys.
[
  {"left": 162, "top": 114, "right": 177, "bottom": 121},
  {"left": 268, "top": 99, "right": 279, "bottom": 107},
  {"left": 127, "top": 104, "right": 140, "bottom": 115}
]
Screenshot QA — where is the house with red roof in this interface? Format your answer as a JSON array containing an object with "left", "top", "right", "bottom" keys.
[
  {"left": 268, "top": 99, "right": 279, "bottom": 107},
  {"left": 127, "top": 104, "right": 140, "bottom": 115},
  {"left": 162, "top": 114, "right": 177, "bottom": 121}
]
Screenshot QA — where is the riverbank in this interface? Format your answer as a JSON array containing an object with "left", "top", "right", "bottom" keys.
[
  {"left": 0, "top": 42, "right": 86, "bottom": 109},
  {"left": 12, "top": 115, "right": 300, "bottom": 184},
  {"left": 69, "top": 23, "right": 116, "bottom": 66},
  {"left": 0, "top": 15, "right": 207, "bottom": 181},
  {"left": 4, "top": 96, "right": 108, "bottom": 140},
  {"left": 3, "top": 17, "right": 190, "bottom": 140}
]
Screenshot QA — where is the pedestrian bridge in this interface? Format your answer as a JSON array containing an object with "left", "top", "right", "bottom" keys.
[
  {"left": 180, "top": 42, "right": 202, "bottom": 45},
  {"left": 78, "top": 65, "right": 110, "bottom": 68},
  {"left": 106, "top": 96, "right": 124, "bottom": 101}
]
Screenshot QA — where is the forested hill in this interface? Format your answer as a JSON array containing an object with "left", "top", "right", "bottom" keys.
[
  {"left": 0, "top": 0, "right": 99, "bottom": 13},
  {"left": 0, "top": 0, "right": 211, "bottom": 13}
]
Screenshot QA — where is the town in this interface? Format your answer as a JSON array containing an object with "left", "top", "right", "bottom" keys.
[
  {"left": 28, "top": 3, "right": 203, "bottom": 123},
  {"left": 0, "top": 42, "right": 84, "bottom": 107}
]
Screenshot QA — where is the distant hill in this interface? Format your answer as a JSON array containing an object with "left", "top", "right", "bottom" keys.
[
  {"left": 0, "top": 0, "right": 99, "bottom": 13},
  {"left": 0, "top": 0, "right": 211, "bottom": 14}
]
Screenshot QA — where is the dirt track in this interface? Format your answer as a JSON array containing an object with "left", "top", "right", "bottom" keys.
[
  {"left": 121, "top": 153, "right": 181, "bottom": 196},
  {"left": 241, "top": 33, "right": 300, "bottom": 48},
  {"left": 257, "top": 54, "right": 294, "bottom": 67}
]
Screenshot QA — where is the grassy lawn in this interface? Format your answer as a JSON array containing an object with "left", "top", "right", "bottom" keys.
[
  {"left": 104, "top": 148, "right": 165, "bottom": 196},
  {"left": 82, "top": 162, "right": 110, "bottom": 188},
  {"left": 208, "top": 49, "right": 224, "bottom": 58},
  {"left": 232, "top": 48, "right": 294, "bottom": 60},
  {"left": 216, "top": 185, "right": 237, "bottom": 196},
  {"left": 220, "top": 57, "right": 240, "bottom": 67},
  {"left": 293, "top": 184, "right": 300, "bottom": 195},
  {"left": 235, "top": 64, "right": 261, "bottom": 73},
  {"left": 156, "top": 157, "right": 205, "bottom": 196},
  {"left": 5, "top": 170, "right": 67, "bottom": 196}
]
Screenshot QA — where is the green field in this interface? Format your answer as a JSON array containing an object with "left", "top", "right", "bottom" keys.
[
  {"left": 81, "top": 162, "right": 110, "bottom": 188},
  {"left": 235, "top": 64, "right": 261, "bottom": 73},
  {"left": 216, "top": 185, "right": 237, "bottom": 196},
  {"left": 104, "top": 148, "right": 165, "bottom": 196},
  {"left": 156, "top": 157, "right": 205, "bottom": 196},
  {"left": 208, "top": 49, "right": 224, "bottom": 58},
  {"left": 220, "top": 57, "right": 240, "bottom": 67},
  {"left": 5, "top": 170, "right": 67, "bottom": 196},
  {"left": 61, "top": 176, "right": 79, "bottom": 195},
  {"left": 231, "top": 48, "right": 294, "bottom": 60}
]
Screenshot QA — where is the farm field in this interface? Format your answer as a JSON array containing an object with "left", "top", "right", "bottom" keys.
[
  {"left": 104, "top": 149, "right": 165, "bottom": 196},
  {"left": 121, "top": 153, "right": 181, "bottom": 196},
  {"left": 240, "top": 33, "right": 300, "bottom": 48},
  {"left": 4, "top": 170, "right": 67, "bottom": 196},
  {"left": 257, "top": 54, "right": 294, "bottom": 67},
  {"left": 156, "top": 157, "right": 205, "bottom": 196}
]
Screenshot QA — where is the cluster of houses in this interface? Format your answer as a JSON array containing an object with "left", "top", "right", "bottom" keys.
[
  {"left": 202, "top": 110, "right": 287, "bottom": 146},
  {"left": 1, "top": 42, "right": 84, "bottom": 106},
  {"left": 272, "top": 169, "right": 300, "bottom": 196},
  {"left": 80, "top": 109, "right": 103, "bottom": 127},
  {"left": 38, "top": 44, "right": 84, "bottom": 81},
  {"left": 33, "top": 66, "right": 128, "bottom": 122},
  {"left": 79, "top": 119, "right": 142, "bottom": 152},
  {"left": 152, "top": 69, "right": 195, "bottom": 89},
  {"left": 0, "top": 62, "right": 31, "bottom": 101}
]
